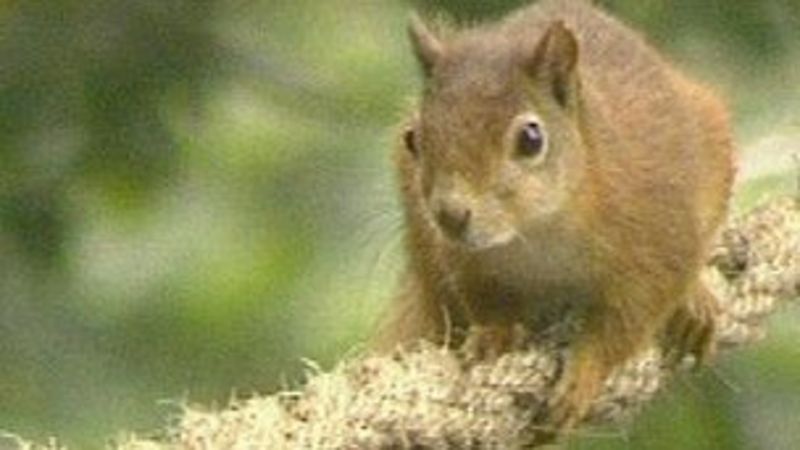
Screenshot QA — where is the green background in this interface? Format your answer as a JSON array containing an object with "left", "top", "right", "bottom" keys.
[{"left": 1, "top": 0, "right": 798, "bottom": 448}]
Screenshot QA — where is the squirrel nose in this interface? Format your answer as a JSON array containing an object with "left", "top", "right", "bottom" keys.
[{"left": 434, "top": 201, "right": 472, "bottom": 239}]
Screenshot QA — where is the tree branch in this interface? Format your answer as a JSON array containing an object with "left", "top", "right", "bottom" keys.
[{"left": 17, "top": 196, "right": 800, "bottom": 449}]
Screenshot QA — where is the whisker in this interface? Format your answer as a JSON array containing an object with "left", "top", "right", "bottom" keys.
[
  {"left": 513, "top": 228, "right": 531, "bottom": 247},
  {"left": 365, "top": 219, "right": 406, "bottom": 282},
  {"left": 706, "top": 366, "right": 742, "bottom": 394},
  {"left": 353, "top": 210, "right": 403, "bottom": 254}
]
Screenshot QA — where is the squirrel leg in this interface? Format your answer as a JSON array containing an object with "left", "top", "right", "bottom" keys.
[
  {"left": 538, "top": 286, "right": 660, "bottom": 443},
  {"left": 543, "top": 341, "right": 608, "bottom": 433},
  {"left": 664, "top": 282, "right": 719, "bottom": 367},
  {"left": 539, "top": 322, "right": 616, "bottom": 439}
]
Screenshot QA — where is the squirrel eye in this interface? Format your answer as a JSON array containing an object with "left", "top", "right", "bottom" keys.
[
  {"left": 403, "top": 126, "right": 419, "bottom": 157},
  {"left": 516, "top": 121, "right": 546, "bottom": 160}
]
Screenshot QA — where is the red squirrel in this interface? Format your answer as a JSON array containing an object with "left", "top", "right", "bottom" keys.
[{"left": 377, "top": 0, "right": 735, "bottom": 435}]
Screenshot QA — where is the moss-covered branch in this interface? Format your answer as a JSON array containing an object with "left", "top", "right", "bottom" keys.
[{"left": 17, "top": 196, "right": 800, "bottom": 449}]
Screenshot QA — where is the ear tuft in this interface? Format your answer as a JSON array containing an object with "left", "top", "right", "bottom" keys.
[
  {"left": 528, "top": 21, "right": 580, "bottom": 107},
  {"left": 408, "top": 13, "right": 445, "bottom": 77}
]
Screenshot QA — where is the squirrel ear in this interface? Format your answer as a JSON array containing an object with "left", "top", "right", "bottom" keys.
[
  {"left": 408, "top": 13, "right": 445, "bottom": 77},
  {"left": 527, "top": 21, "right": 580, "bottom": 108}
]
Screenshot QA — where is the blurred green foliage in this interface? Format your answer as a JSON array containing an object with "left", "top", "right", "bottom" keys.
[{"left": 0, "top": 0, "right": 798, "bottom": 447}]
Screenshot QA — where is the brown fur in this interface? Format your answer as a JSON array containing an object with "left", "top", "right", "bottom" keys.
[{"left": 375, "top": 0, "right": 734, "bottom": 437}]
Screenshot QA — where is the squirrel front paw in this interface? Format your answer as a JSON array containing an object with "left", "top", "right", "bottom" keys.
[
  {"left": 532, "top": 355, "right": 605, "bottom": 445},
  {"left": 462, "top": 322, "right": 528, "bottom": 361},
  {"left": 664, "top": 286, "right": 719, "bottom": 367}
]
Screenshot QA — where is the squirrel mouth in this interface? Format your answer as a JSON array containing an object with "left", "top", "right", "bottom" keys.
[{"left": 442, "top": 227, "right": 519, "bottom": 252}]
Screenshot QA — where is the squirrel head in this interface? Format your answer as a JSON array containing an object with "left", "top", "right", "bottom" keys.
[{"left": 400, "top": 17, "right": 587, "bottom": 251}]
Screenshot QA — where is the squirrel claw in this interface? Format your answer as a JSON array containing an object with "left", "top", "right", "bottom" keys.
[
  {"left": 664, "top": 289, "right": 719, "bottom": 368},
  {"left": 532, "top": 361, "right": 602, "bottom": 445},
  {"left": 462, "top": 323, "right": 528, "bottom": 361}
]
